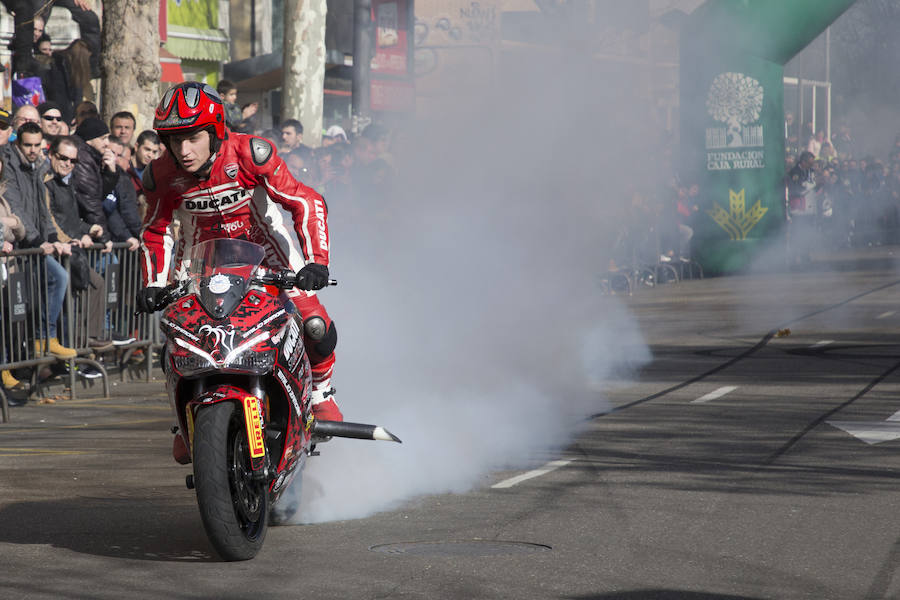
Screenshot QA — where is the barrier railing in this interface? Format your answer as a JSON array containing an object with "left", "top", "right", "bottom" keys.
[{"left": 0, "top": 243, "right": 160, "bottom": 423}]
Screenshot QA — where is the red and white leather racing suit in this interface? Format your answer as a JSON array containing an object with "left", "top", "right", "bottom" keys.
[{"left": 140, "top": 132, "right": 336, "bottom": 394}]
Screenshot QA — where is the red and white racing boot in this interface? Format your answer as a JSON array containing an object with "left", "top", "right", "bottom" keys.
[{"left": 310, "top": 385, "right": 343, "bottom": 422}]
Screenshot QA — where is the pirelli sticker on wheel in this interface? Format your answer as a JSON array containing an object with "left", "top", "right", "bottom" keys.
[{"left": 243, "top": 396, "right": 266, "bottom": 458}]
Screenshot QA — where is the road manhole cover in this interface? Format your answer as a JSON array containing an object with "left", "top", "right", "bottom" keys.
[{"left": 369, "top": 540, "right": 551, "bottom": 556}]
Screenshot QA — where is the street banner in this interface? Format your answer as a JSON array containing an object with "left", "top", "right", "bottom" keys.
[
  {"left": 680, "top": 48, "right": 785, "bottom": 274},
  {"left": 679, "top": 0, "right": 858, "bottom": 274}
]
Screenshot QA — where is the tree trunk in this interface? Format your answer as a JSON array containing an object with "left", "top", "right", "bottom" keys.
[
  {"left": 351, "top": 0, "right": 372, "bottom": 134},
  {"left": 282, "top": 0, "right": 328, "bottom": 148},
  {"left": 100, "top": 0, "right": 161, "bottom": 134}
]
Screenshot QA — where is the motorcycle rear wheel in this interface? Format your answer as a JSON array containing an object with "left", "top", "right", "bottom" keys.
[{"left": 193, "top": 401, "right": 268, "bottom": 560}]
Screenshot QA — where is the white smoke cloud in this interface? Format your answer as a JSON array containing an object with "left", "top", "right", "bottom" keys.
[{"left": 278, "top": 40, "right": 653, "bottom": 523}]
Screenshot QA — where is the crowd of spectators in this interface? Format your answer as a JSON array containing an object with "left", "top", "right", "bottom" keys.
[
  {"left": 216, "top": 79, "right": 394, "bottom": 208},
  {"left": 785, "top": 114, "right": 900, "bottom": 253}
]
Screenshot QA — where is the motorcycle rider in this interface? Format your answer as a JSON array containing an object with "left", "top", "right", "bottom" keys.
[{"left": 137, "top": 82, "right": 342, "bottom": 432}]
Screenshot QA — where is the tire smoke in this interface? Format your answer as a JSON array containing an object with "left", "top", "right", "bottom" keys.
[{"left": 280, "top": 51, "right": 653, "bottom": 523}]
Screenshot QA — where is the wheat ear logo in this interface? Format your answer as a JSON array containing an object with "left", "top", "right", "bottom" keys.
[{"left": 707, "top": 189, "right": 767, "bottom": 241}]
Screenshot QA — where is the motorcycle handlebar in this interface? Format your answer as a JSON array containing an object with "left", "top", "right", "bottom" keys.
[
  {"left": 157, "top": 282, "right": 186, "bottom": 307},
  {"left": 136, "top": 274, "right": 337, "bottom": 314},
  {"left": 135, "top": 281, "right": 185, "bottom": 315},
  {"left": 251, "top": 271, "right": 338, "bottom": 289}
]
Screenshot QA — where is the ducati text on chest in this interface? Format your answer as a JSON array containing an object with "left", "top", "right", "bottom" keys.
[{"left": 182, "top": 189, "right": 252, "bottom": 214}]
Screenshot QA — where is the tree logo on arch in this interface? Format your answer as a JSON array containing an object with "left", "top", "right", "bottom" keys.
[{"left": 705, "top": 73, "right": 766, "bottom": 171}]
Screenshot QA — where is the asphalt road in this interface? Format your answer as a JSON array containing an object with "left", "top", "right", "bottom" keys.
[{"left": 5, "top": 247, "right": 900, "bottom": 599}]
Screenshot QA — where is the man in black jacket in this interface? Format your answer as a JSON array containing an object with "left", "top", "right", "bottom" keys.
[
  {"left": 2, "top": 123, "right": 77, "bottom": 358},
  {"left": 44, "top": 135, "right": 108, "bottom": 348},
  {"left": 71, "top": 117, "right": 114, "bottom": 253},
  {"left": 45, "top": 136, "right": 103, "bottom": 248}
]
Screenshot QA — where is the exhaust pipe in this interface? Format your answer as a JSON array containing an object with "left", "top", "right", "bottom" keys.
[{"left": 312, "top": 420, "right": 402, "bottom": 443}]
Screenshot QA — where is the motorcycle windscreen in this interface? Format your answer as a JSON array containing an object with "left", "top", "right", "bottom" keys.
[
  {"left": 185, "top": 239, "right": 266, "bottom": 319},
  {"left": 185, "top": 238, "right": 266, "bottom": 278}
]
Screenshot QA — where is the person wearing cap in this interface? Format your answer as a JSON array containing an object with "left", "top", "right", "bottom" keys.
[
  {"left": 0, "top": 108, "right": 12, "bottom": 147},
  {"left": 71, "top": 116, "right": 114, "bottom": 250},
  {"left": 323, "top": 125, "right": 348, "bottom": 147}
]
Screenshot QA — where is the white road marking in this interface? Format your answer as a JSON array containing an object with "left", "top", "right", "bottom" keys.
[
  {"left": 876, "top": 311, "right": 896, "bottom": 320},
  {"left": 828, "top": 410, "right": 900, "bottom": 445},
  {"left": 810, "top": 340, "right": 834, "bottom": 348},
  {"left": 492, "top": 459, "right": 574, "bottom": 489},
  {"left": 691, "top": 386, "right": 738, "bottom": 404}
]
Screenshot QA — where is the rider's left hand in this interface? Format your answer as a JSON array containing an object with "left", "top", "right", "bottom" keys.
[{"left": 295, "top": 263, "right": 329, "bottom": 291}]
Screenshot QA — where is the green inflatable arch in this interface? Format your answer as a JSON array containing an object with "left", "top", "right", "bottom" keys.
[{"left": 679, "top": 0, "right": 857, "bottom": 274}]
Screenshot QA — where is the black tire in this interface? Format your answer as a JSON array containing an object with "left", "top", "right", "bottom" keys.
[
  {"left": 637, "top": 267, "right": 656, "bottom": 287},
  {"left": 656, "top": 264, "right": 679, "bottom": 284},
  {"left": 193, "top": 402, "right": 268, "bottom": 561}
]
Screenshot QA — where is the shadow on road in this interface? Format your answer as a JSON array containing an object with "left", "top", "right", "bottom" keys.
[
  {"left": 0, "top": 496, "right": 217, "bottom": 562},
  {"left": 566, "top": 592, "right": 767, "bottom": 600}
]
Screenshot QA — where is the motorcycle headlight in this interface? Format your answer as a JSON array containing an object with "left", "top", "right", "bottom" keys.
[
  {"left": 172, "top": 353, "right": 213, "bottom": 373},
  {"left": 225, "top": 349, "right": 276, "bottom": 372},
  {"left": 171, "top": 331, "right": 274, "bottom": 375}
]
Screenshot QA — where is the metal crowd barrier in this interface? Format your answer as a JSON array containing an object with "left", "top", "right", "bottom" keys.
[{"left": 0, "top": 243, "right": 162, "bottom": 423}]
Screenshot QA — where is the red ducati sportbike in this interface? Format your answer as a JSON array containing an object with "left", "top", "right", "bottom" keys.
[{"left": 145, "top": 238, "right": 400, "bottom": 561}]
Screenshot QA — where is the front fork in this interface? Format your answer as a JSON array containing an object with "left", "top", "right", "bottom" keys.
[{"left": 184, "top": 376, "right": 271, "bottom": 478}]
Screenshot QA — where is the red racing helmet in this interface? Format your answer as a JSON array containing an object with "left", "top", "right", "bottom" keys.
[{"left": 153, "top": 81, "right": 226, "bottom": 141}]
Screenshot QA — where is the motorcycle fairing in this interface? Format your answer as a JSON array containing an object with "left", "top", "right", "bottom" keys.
[
  {"left": 162, "top": 291, "right": 290, "bottom": 377},
  {"left": 272, "top": 363, "right": 311, "bottom": 482}
]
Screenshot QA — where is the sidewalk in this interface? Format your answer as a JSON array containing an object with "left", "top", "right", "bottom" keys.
[{"left": 2, "top": 365, "right": 169, "bottom": 427}]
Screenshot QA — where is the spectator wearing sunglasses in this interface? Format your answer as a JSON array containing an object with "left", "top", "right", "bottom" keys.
[
  {"left": 38, "top": 102, "right": 64, "bottom": 141},
  {"left": 43, "top": 135, "right": 108, "bottom": 347}
]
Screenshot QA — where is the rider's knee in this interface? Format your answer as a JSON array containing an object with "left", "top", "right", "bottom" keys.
[{"left": 304, "top": 317, "right": 337, "bottom": 357}]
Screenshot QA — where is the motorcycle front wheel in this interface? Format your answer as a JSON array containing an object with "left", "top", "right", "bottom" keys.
[{"left": 193, "top": 401, "right": 268, "bottom": 560}]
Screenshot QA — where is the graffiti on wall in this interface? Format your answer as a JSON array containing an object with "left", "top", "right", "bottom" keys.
[{"left": 413, "top": 1, "right": 499, "bottom": 81}]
